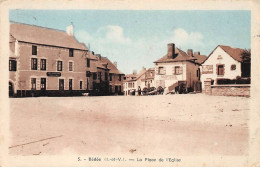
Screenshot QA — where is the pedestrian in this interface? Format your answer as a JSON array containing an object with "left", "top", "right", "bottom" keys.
[{"left": 138, "top": 86, "right": 141, "bottom": 96}]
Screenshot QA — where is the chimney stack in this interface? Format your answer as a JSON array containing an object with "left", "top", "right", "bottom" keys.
[
  {"left": 194, "top": 51, "right": 200, "bottom": 55},
  {"left": 187, "top": 49, "right": 193, "bottom": 56},
  {"left": 113, "top": 62, "right": 117, "bottom": 68},
  {"left": 96, "top": 54, "right": 101, "bottom": 60},
  {"left": 167, "top": 43, "right": 175, "bottom": 59},
  {"left": 133, "top": 69, "right": 137, "bottom": 75},
  {"left": 66, "top": 22, "right": 74, "bottom": 36}
]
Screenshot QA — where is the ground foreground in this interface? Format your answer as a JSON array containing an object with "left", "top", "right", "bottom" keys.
[{"left": 9, "top": 94, "right": 249, "bottom": 156}]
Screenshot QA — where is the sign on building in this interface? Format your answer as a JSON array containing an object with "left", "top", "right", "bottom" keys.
[{"left": 202, "top": 65, "right": 213, "bottom": 74}]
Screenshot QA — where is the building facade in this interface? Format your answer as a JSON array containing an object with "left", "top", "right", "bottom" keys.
[
  {"left": 200, "top": 45, "right": 249, "bottom": 89},
  {"left": 123, "top": 67, "right": 155, "bottom": 96},
  {"left": 154, "top": 43, "right": 206, "bottom": 93},
  {"left": 9, "top": 22, "right": 96, "bottom": 97}
]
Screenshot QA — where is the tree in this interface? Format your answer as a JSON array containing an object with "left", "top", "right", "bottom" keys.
[{"left": 241, "top": 49, "right": 251, "bottom": 63}]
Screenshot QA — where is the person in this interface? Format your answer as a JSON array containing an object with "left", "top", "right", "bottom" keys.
[{"left": 138, "top": 86, "right": 141, "bottom": 96}]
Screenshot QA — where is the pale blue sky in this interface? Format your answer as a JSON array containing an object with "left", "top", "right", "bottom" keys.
[{"left": 9, "top": 10, "right": 251, "bottom": 74}]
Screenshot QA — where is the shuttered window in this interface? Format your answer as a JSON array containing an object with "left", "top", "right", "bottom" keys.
[
  {"left": 174, "top": 66, "right": 183, "bottom": 75},
  {"left": 158, "top": 67, "right": 166, "bottom": 75},
  {"left": 9, "top": 60, "right": 17, "bottom": 71}
]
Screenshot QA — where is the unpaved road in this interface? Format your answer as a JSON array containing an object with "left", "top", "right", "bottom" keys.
[{"left": 9, "top": 94, "right": 249, "bottom": 156}]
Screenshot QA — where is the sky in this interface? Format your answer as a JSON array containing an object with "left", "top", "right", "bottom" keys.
[{"left": 9, "top": 10, "right": 251, "bottom": 74}]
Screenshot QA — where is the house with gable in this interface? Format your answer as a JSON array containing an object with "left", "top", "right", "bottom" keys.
[
  {"left": 200, "top": 45, "right": 250, "bottom": 89},
  {"left": 154, "top": 43, "right": 206, "bottom": 93}
]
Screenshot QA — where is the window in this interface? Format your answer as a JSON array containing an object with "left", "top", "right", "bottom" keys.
[
  {"left": 119, "top": 75, "right": 121, "bottom": 81},
  {"left": 40, "top": 59, "right": 46, "bottom": 70},
  {"left": 158, "top": 67, "right": 165, "bottom": 75},
  {"left": 109, "top": 73, "right": 113, "bottom": 81},
  {"left": 150, "top": 72, "right": 153, "bottom": 76},
  {"left": 217, "top": 64, "right": 225, "bottom": 76},
  {"left": 9, "top": 60, "right": 16, "bottom": 71},
  {"left": 231, "top": 64, "right": 236, "bottom": 70},
  {"left": 87, "top": 59, "right": 90, "bottom": 67},
  {"left": 57, "top": 61, "right": 62, "bottom": 71},
  {"left": 69, "top": 62, "right": 73, "bottom": 71},
  {"left": 174, "top": 66, "right": 183, "bottom": 75},
  {"left": 59, "top": 79, "right": 64, "bottom": 90},
  {"left": 105, "top": 72, "right": 108, "bottom": 81},
  {"left": 31, "top": 58, "right": 38, "bottom": 70},
  {"left": 98, "top": 72, "right": 102, "bottom": 81},
  {"left": 80, "top": 81, "right": 83, "bottom": 90},
  {"left": 31, "top": 78, "right": 36, "bottom": 90},
  {"left": 32, "top": 45, "right": 37, "bottom": 55},
  {"left": 69, "top": 49, "right": 74, "bottom": 57},
  {"left": 93, "top": 73, "right": 97, "bottom": 80}
]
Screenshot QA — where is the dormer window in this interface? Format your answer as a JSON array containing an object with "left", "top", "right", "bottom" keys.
[
  {"left": 32, "top": 45, "right": 37, "bottom": 55},
  {"left": 69, "top": 49, "right": 74, "bottom": 57}
]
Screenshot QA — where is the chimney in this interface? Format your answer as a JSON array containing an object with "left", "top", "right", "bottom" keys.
[
  {"left": 66, "top": 22, "right": 74, "bottom": 36},
  {"left": 167, "top": 43, "right": 175, "bottom": 59},
  {"left": 96, "top": 54, "right": 101, "bottom": 60},
  {"left": 113, "top": 62, "right": 117, "bottom": 68},
  {"left": 187, "top": 49, "right": 193, "bottom": 56},
  {"left": 133, "top": 69, "right": 137, "bottom": 75},
  {"left": 194, "top": 51, "right": 200, "bottom": 55}
]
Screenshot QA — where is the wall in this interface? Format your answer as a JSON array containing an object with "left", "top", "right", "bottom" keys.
[
  {"left": 201, "top": 46, "right": 241, "bottom": 88},
  {"left": 185, "top": 61, "right": 200, "bottom": 89},
  {"left": 13, "top": 41, "right": 91, "bottom": 93},
  {"left": 154, "top": 62, "right": 187, "bottom": 88},
  {"left": 203, "top": 80, "right": 250, "bottom": 97},
  {"left": 109, "top": 73, "right": 123, "bottom": 94}
]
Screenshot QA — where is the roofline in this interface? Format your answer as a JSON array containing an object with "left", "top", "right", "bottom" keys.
[
  {"left": 154, "top": 59, "right": 196, "bottom": 63},
  {"left": 201, "top": 45, "right": 242, "bottom": 64},
  {"left": 10, "top": 21, "right": 67, "bottom": 34}
]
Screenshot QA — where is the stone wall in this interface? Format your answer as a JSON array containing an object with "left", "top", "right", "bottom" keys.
[{"left": 203, "top": 80, "right": 250, "bottom": 97}]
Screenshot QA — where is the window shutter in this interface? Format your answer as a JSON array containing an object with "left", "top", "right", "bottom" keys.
[
  {"left": 163, "top": 67, "right": 166, "bottom": 75},
  {"left": 172, "top": 67, "right": 175, "bottom": 75},
  {"left": 179, "top": 66, "right": 183, "bottom": 74},
  {"left": 14, "top": 60, "right": 17, "bottom": 71}
]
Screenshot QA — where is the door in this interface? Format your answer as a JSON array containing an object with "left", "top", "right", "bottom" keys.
[
  {"left": 217, "top": 65, "right": 224, "bottom": 76},
  {"left": 9, "top": 82, "right": 14, "bottom": 97},
  {"left": 40, "top": 78, "right": 46, "bottom": 95},
  {"left": 69, "top": 79, "right": 73, "bottom": 91},
  {"left": 59, "top": 79, "right": 64, "bottom": 91},
  {"left": 115, "top": 86, "right": 118, "bottom": 94}
]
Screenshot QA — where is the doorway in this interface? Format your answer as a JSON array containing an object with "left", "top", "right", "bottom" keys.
[
  {"left": 9, "top": 81, "right": 14, "bottom": 97},
  {"left": 40, "top": 78, "right": 46, "bottom": 95}
]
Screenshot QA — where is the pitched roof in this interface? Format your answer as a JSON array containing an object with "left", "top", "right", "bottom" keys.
[
  {"left": 100, "top": 57, "right": 124, "bottom": 75},
  {"left": 219, "top": 45, "right": 244, "bottom": 62},
  {"left": 10, "top": 22, "right": 87, "bottom": 50},
  {"left": 202, "top": 45, "right": 245, "bottom": 64},
  {"left": 154, "top": 47, "right": 196, "bottom": 63},
  {"left": 193, "top": 54, "right": 208, "bottom": 64}
]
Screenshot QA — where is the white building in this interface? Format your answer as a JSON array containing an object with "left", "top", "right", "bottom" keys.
[
  {"left": 201, "top": 45, "right": 248, "bottom": 88},
  {"left": 154, "top": 43, "right": 206, "bottom": 93}
]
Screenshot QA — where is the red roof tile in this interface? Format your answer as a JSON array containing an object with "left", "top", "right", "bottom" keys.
[{"left": 219, "top": 45, "right": 244, "bottom": 62}]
